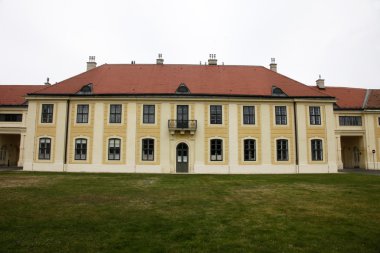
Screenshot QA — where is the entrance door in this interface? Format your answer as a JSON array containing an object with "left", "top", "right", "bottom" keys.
[
  {"left": 177, "top": 105, "right": 189, "bottom": 128},
  {"left": 176, "top": 143, "right": 189, "bottom": 173}
]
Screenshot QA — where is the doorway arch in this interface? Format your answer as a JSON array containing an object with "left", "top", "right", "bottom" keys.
[{"left": 176, "top": 143, "right": 189, "bottom": 173}]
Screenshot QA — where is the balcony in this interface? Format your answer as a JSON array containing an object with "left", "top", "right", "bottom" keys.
[{"left": 168, "top": 120, "right": 197, "bottom": 135}]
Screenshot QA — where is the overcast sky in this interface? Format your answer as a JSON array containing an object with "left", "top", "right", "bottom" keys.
[{"left": 0, "top": 0, "right": 379, "bottom": 88}]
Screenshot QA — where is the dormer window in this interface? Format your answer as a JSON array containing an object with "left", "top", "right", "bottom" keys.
[
  {"left": 272, "top": 86, "right": 287, "bottom": 97},
  {"left": 176, "top": 83, "right": 190, "bottom": 94},
  {"left": 77, "top": 83, "right": 93, "bottom": 95}
]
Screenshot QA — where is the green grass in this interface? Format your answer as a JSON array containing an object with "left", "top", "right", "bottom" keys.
[{"left": 1, "top": 172, "right": 380, "bottom": 253}]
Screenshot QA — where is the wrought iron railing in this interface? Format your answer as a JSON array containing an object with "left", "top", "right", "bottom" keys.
[{"left": 168, "top": 120, "right": 197, "bottom": 131}]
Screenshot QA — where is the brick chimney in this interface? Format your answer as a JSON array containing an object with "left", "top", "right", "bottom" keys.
[
  {"left": 86, "top": 56, "right": 97, "bottom": 71},
  {"left": 316, "top": 75, "right": 325, "bottom": 89},
  {"left": 269, "top": 58, "right": 277, "bottom": 72},
  {"left": 208, "top": 54, "right": 217, "bottom": 65},
  {"left": 156, "top": 53, "right": 164, "bottom": 64}
]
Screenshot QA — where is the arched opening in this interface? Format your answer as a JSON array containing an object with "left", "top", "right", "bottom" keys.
[{"left": 176, "top": 143, "right": 189, "bottom": 173}]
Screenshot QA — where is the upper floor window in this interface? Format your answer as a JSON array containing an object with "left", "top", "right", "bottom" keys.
[
  {"left": 311, "top": 139, "right": 323, "bottom": 161},
  {"left": 75, "top": 138, "right": 87, "bottom": 160},
  {"left": 244, "top": 139, "right": 256, "bottom": 161},
  {"left": 309, "top": 106, "right": 321, "bottom": 125},
  {"left": 143, "top": 105, "right": 155, "bottom": 124},
  {"left": 210, "top": 139, "right": 223, "bottom": 161},
  {"left": 108, "top": 138, "right": 121, "bottom": 160},
  {"left": 76, "top": 105, "right": 89, "bottom": 123},
  {"left": 142, "top": 138, "right": 154, "bottom": 161},
  {"left": 276, "top": 139, "right": 289, "bottom": 161},
  {"left": 0, "top": 114, "right": 22, "bottom": 122},
  {"left": 38, "top": 138, "right": 51, "bottom": 160},
  {"left": 243, "top": 106, "right": 255, "bottom": 125},
  {"left": 339, "top": 116, "right": 362, "bottom": 126},
  {"left": 275, "top": 106, "right": 287, "bottom": 125},
  {"left": 109, "top": 104, "right": 122, "bottom": 123},
  {"left": 41, "top": 104, "right": 54, "bottom": 123},
  {"left": 210, "top": 105, "right": 222, "bottom": 124}
]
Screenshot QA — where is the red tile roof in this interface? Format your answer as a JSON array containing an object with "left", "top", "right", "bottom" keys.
[
  {"left": 310, "top": 86, "right": 367, "bottom": 109},
  {"left": 366, "top": 89, "right": 380, "bottom": 109},
  {"left": 31, "top": 64, "right": 331, "bottom": 98},
  {"left": 0, "top": 85, "right": 46, "bottom": 105}
]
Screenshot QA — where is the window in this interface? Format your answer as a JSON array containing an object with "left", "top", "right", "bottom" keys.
[
  {"left": 210, "top": 105, "right": 222, "bottom": 124},
  {"left": 0, "top": 114, "right": 22, "bottom": 122},
  {"left": 378, "top": 117, "right": 380, "bottom": 126},
  {"left": 109, "top": 104, "right": 122, "bottom": 123},
  {"left": 309, "top": 106, "right": 321, "bottom": 125},
  {"left": 276, "top": 139, "right": 288, "bottom": 161},
  {"left": 76, "top": 105, "right": 89, "bottom": 123},
  {"left": 75, "top": 138, "right": 87, "bottom": 160},
  {"left": 143, "top": 105, "right": 155, "bottom": 124},
  {"left": 275, "top": 106, "right": 287, "bottom": 125},
  {"left": 77, "top": 84, "right": 92, "bottom": 94},
  {"left": 176, "top": 83, "right": 190, "bottom": 94},
  {"left": 244, "top": 139, "right": 256, "bottom": 161},
  {"left": 38, "top": 138, "right": 51, "bottom": 160},
  {"left": 142, "top": 138, "right": 154, "bottom": 161},
  {"left": 210, "top": 139, "right": 223, "bottom": 161},
  {"left": 41, "top": 104, "right": 54, "bottom": 123},
  {"left": 339, "top": 116, "right": 362, "bottom": 126},
  {"left": 108, "top": 138, "right": 121, "bottom": 160},
  {"left": 243, "top": 106, "right": 255, "bottom": 125},
  {"left": 311, "top": 139, "right": 323, "bottom": 161}
]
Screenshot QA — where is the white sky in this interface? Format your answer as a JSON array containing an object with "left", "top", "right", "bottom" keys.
[{"left": 0, "top": 0, "right": 379, "bottom": 88}]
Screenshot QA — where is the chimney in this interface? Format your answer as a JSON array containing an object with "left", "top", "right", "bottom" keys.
[
  {"left": 269, "top": 58, "right": 277, "bottom": 72},
  {"left": 86, "top": 56, "right": 97, "bottom": 71},
  {"left": 208, "top": 54, "right": 217, "bottom": 65},
  {"left": 156, "top": 53, "right": 164, "bottom": 64},
  {"left": 316, "top": 75, "right": 325, "bottom": 89},
  {"left": 44, "top": 77, "right": 51, "bottom": 86}
]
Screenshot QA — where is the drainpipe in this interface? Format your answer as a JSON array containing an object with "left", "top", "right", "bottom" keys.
[
  {"left": 63, "top": 99, "right": 70, "bottom": 171},
  {"left": 293, "top": 101, "right": 299, "bottom": 173}
]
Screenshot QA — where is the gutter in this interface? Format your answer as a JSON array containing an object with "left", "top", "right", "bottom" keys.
[
  {"left": 63, "top": 99, "right": 70, "bottom": 170},
  {"left": 293, "top": 101, "right": 299, "bottom": 173}
]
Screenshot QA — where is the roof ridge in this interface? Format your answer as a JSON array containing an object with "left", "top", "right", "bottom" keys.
[{"left": 362, "top": 89, "right": 371, "bottom": 109}]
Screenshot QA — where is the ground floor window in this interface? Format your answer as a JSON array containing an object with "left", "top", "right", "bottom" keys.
[
  {"left": 142, "top": 138, "right": 154, "bottom": 161},
  {"left": 75, "top": 138, "right": 87, "bottom": 160},
  {"left": 276, "top": 139, "right": 288, "bottom": 161},
  {"left": 210, "top": 139, "right": 223, "bottom": 161},
  {"left": 311, "top": 139, "right": 323, "bottom": 161},
  {"left": 108, "top": 138, "right": 121, "bottom": 160},
  {"left": 244, "top": 139, "right": 256, "bottom": 161},
  {"left": 38, "top": 138, "right": 51, "bottom": 160}
]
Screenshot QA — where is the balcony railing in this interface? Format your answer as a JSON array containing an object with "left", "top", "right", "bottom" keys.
[{"left": 168, "top": 120, "right": 197, "bottom": 134}]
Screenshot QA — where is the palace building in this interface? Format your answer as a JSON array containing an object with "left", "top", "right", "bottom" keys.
[{"left": 1, "top": 56, "right": 379, "bottom": 173}]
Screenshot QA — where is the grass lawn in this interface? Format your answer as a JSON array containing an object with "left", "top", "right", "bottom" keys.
[{"left": 1, "top": 172, "right": 380, "bottom": 253}]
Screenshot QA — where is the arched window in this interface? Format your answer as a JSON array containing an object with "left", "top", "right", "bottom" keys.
[
  {"left": 75, "top": 138, "right": 87, "bottom": 160},
  {"left": 77, "top": 83, "right": 93, "bottom": 94},
  {"left": 272, "top": 86, "right": 287, "bottom": 97},
  {"left": 38, "top": 138, "right": 51, "bottom": 160},
  {"left": 142, "top": 138, "right": 154, "bottom": 161},
  {"left": 176, "top": 83, "right": 190, "bottom": 94},
  {"left": 244, "top": 139, "right": 256, "bottom": 161},
  {"left": 108, "top": 138, "right": 121, "bottom": 160},
  {"left": 210, "top": 139, "right": 223, "bottom": 161}
]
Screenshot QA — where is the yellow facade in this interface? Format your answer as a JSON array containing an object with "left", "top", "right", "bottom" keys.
[{"left": 21, "top": 96, "right": 380, "bottom": 173}]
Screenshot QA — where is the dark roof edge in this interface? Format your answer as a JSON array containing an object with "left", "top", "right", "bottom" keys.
[{"left": 26, "top": 93, "right": 335, "bottom": 100}]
